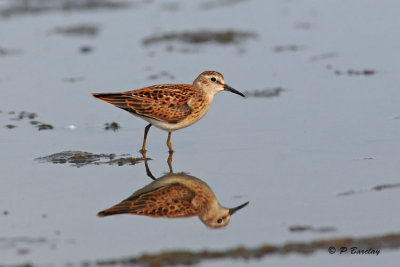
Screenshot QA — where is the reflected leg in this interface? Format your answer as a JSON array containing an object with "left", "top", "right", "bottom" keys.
[
  {"left": 144, "top": 157, "right": 156, "bottom": 180},
  {"left": 167, "top": 151, "right": 173, "bottom": 173},
  {"left": 166, "top": 132, "right": 173, "bottom": 152}
]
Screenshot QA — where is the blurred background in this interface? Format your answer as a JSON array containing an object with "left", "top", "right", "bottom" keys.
[{"left": 1, "top": 0, "right": 400, "bottom": 266}]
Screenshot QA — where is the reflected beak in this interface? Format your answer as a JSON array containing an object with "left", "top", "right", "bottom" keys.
[
  {"left": 224, "top": 84, "right": 245, "bottom": 97},
  {"left": 228, "top": 201, "right": 249, "bottom": 215}
]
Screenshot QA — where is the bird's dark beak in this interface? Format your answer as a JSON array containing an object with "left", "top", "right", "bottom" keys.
[
  {"left": 224, "top": 84, "right": 245, "bottom": 97},
  {"left": 228, "top": 201, "right": 249, "bottom": 215}
]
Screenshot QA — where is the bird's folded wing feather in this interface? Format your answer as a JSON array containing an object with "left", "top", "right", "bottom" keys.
[
  {"left": 92, "top": 84, "right": 195, "bottom": 123},
  {"left": 97, "top": 183, "right": 199, "bottom": 218}
]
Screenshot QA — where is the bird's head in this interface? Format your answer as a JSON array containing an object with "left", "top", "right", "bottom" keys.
[
  {"left": 193, "top": 71, "right": 245, "bottom": 97},
  {"left": 200, "top": 201, "right": 249, "bottom": 228}
]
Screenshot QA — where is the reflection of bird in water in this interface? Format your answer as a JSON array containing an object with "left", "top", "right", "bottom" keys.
[
  {"left": 98, "top": 170, "right": 249, "bottom": 228},
  {"left": 92, "top": 71, "right": 245, "bottom": 153}
]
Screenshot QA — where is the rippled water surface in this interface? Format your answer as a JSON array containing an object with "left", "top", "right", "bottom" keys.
[{"left": 1, "top": 0, "right": 400, "bottom": 266}]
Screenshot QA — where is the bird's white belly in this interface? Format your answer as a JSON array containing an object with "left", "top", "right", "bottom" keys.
[{"left": 133, "top": 114, "right": 202, "bottom": 132}]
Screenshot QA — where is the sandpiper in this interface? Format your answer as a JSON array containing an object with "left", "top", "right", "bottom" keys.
[
  {"left": 92, "top": 71, "right": 245, "bottom": 152},
  {"left": 98, "top": 172, "right": 249, "bottom": 228}
]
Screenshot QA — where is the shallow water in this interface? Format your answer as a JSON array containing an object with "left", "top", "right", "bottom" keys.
[{"left": 1, "top": 0, "right": 400, "bottom": 266}]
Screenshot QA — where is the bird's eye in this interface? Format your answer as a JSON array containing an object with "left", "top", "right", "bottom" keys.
[
  {"left": 211, "top": 77, "right": 217, "bottom": 82},
  {"left": 217, "top": 218, "right": 223, "bottom": 224}
]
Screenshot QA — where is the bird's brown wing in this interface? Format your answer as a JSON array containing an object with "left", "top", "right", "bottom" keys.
[
  {"left": 97, "top": 183, "right": 199, "bottom": 218},
  {"left": 92, "top": 84, "right": 195, "bottom": 123}
]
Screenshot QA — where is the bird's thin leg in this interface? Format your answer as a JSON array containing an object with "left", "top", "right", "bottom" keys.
[
  {"left": 166, "top": 132, "right": 174, "bottom": 152},
  {"left": 167, "top": 151, "right": 173, "bottom": 173},
  {"left": 140, "top": 150, "right": 147, "bottom": 159},
  {"left": 140, "top": 124, "right": 152, "bottom": 153}
]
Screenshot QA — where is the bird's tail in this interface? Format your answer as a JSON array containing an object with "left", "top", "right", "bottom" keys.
[
  {"left": 92, "top": 92, "right": 136, "bottom": 113},
  {"left": 92, "top": 92, "right": 127, "bottom": 101},
  {"left": 97, "top": 201, "right": 132, "bottom": 217}
]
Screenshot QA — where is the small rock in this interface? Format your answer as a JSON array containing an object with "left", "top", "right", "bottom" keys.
[
  {"left": 105, "top": 122, "right": 120, "bottom": 131},
  {"left": 80, "top": 45, "right": 93, "bottom": 54},
  {"left": 5, "top": 124, "right": 17, "bottom": 129}
]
